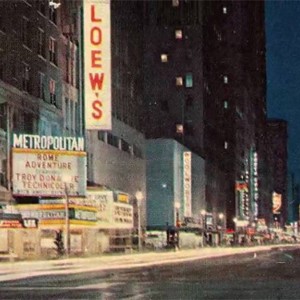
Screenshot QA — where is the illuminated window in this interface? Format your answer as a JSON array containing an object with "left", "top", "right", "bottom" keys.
[
  {"left": 176, "top": 124, "right": 184, "bottom": 134},
  {"left": 185, "top": 73, "right": 193, "bottom": 88},
  {"left": 224, "top": 141, "right": 228, "bottom": 149},
  {"left": 172, "top": 0, "right": 179, "bottom": 7},
  {"left": 161, "top": 54, "right": 168, "bottom": 63},
  {"left": 223, "top": 7, "right": 227, "bottom": 14},
  {"left": 49, "top": 78, "right": 56, "bottom": 106},
  {"left": 223, "top": 76, "right": 228, "bottom": 84},
  {"left": 175, "top": 29, "right": 183, "bottom": 39},
  {"left": 176, "top": 77, "right": 183, "bottom": 86},
  {"left": 224, "top": 101, "right": 228, "bottom": 109}
]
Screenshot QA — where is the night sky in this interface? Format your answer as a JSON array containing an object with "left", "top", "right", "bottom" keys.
[{"left": 266, "top": 0, "right": 300, "bottom": 181}]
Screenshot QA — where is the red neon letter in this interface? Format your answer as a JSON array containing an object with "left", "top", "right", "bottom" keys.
[
  {"left": 92, "top": 100, "right": 103, "bottom": 120},
  {"left": 89, "top": 73, "right": 104, "bottom": 90},
  {"left": 91, "top": 5, "right": 102, "bottom": 22},
  {"left": 91, "top": 50, "right": 102, "bottom": 68},
  {"left": 90, "top": 27, "right": 102, "bottom": 45}
]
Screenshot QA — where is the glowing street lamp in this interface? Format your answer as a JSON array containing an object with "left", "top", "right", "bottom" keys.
[
  {"left": 175, "top": 202, "right": 181, "bottom": 227},
  {"left": 218, "top": 213, "right": 225, "bottom": 245},
  {"left": 135, "top": 190, "right": 143, "bottom": 251},
  {"left": 62, "top": 175, "right": 72, "bottom": 257},
  {"left": 200, "top": 209, "right": 206, "bottom": 247},
  {"left": 200, "top": 209, "right": 206, "bottom": 228}
]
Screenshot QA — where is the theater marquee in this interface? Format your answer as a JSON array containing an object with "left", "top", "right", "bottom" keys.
[{"left": 12, "top": 134, "right": 86, "bottom": 197}]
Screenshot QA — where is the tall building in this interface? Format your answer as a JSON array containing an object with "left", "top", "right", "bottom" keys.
[
  {"left": 267, "top": 119, "right": 288, "bottom": 226},
  {"left": 143, "top": 0, "right": 268, "bottom": 230},
  {"left": 0, "top": 0, "right": 146, "bottom": 256},
  {"left": 0, "top": 0, "right": 69, "bottom": 204},
  {"left": 84, "top": 0, "right": 147, "bottom": 228}
]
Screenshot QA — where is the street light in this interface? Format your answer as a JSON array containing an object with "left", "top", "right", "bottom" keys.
[
  {"left": 218, "top": 213, "right": 224, "bottom": 246},
  {"left": 62, "top": 175, "right": 72, "bottom": 257},
  {"left": 135, "top": 190, "right": 143, "bottom": 251},
  {"left": 175, "top": 202, "right": 181, "bottom": 227},
  {"left": 64, "top": 183, "right": 70, "bottom": 256},
  {"left": 200, "top": 209, "right": 206, "bottom": 247},
  {"left": 233, "top": 217, "right": 238, "bottom": 245},
  {"left": 200, "top": 209, "right": 206, "bottom": 226}
]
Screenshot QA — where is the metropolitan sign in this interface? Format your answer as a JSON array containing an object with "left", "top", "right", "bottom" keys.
[
  {"left": 84, "top": 0, "right": 112, "bottom": 130},
  {"left": 12, "top": 134, "right": 86, "bottom": 197}
]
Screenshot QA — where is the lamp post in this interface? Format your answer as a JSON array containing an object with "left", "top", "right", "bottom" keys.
[
  {"left": 233, "top": 217, "right": 238, "bottom": 245},
  {"left": 174, "top": 202, "right": 181, "bottom": 249},
  {"left": 135, "top": 190, "right": 143, "bottom": 251},
  {"left": 200, "top": 209, "right": 206, "bottom": 246},
  {"left": 64, "top": 183, "right": 70, "bottom": 257},
  {"left": 62, "top": 175, "right": 72, "bottom": 257},
  {"left": 175, "top": 202, "right": 181, "bottom": 227},
  {"left": 218, "top": 213, "right": 224, "bottom": 246}
]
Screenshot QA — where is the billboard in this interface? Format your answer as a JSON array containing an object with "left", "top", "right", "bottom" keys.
[
  {"left": 87, "top": 190, "right": 133, "bottom": 229},
  {"left": 84, "top": 0, "right": 112, "bottom": 130},
  {"left": 272, "top": 192, "right": 282, "bottom": 214},
  {"left": 16, "top": 204, "right": 97, "bottom": 226},
  {"left": 12, "top": 148, "right": 86, "bottom": 197}
]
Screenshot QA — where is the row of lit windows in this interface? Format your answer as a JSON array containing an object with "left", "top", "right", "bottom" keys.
[
  {"left": 172, "top": 0, "right": 228, "bottom": 16},
  {"left": 97, "top": 131, "right": 143, "bottom": 159},
  {"left": 161, "top": 57, "right": 228, "bottom": 89}
]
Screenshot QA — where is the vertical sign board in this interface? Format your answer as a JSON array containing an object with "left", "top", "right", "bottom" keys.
[
  {"left": 84, "top": 0, "right": 112, "bottom": 130},
  {"left": 235, "top": 181, "right": 249, "bottom": 218},
  {"left": 253, "top": 151, "right": 259, "bottom": 218},
  {"left": 183, "top": 152, "right": 192, "bottom": 217}
]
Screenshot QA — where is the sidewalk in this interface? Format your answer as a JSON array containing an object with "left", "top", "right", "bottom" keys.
[{"left": 0, "top": 244, "right": 297, "bottom": 283}]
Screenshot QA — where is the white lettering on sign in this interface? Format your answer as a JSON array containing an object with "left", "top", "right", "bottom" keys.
[
  {"left": 13, "top": 134, "right": 85, "bottom": 151},
  {"left": 84, "top": 0, "right": 112, "bottom": 130}
]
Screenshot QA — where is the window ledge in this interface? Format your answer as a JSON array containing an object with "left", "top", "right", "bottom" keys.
[
  {"left": 37, "top": 11, "right": 46, "bottom": 18},
  {"left": 38, "top": 54, "right": 46, "bottom": 62},
  {"left": 49, "top": 62, "right": 58, "bottom": 69}
]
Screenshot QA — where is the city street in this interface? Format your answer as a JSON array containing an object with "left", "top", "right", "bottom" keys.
[{"left": 0, "top": 245, "right": 299, "bottom": 299}]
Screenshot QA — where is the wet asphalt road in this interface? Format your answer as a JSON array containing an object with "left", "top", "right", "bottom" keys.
[{"left": 1, "top": 247, "right": 300, "bottom": 299}]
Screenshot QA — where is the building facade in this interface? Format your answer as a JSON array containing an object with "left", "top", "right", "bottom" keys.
[
  {"left": 267, "top": 119, "right": 288, "bottom": 226},
  {"left": 142, "top": 0, "right": 268, "bottom": 230},
  {"left": 146, "top": 139, "right": 205, "bottom": 229}
]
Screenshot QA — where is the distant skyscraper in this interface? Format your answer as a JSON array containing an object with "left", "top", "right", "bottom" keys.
[
  {"left": 267, "top": 119, "right": 288, "bottom": 226},
  {"left": 142, "top": 0, "right": 267, "bottom": 229}
]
